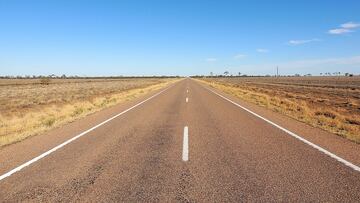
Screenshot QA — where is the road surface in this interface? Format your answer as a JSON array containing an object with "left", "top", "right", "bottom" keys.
[{"left": 1, "top": 78, "right": 360, "bottom": 202}]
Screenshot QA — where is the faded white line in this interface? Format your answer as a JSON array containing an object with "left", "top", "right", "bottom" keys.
[
  {"left": 182, "top": 126, "right": 189, "bottom": 161},
  {"left": 203, "top": 85, "right": 360, "bottom": 172},
  {"left": 186, "top": 97, "right": 189, "bottom": 103},
  {"left": 0, "top": 83, "right": 177, "bottom": 181},
  {"left": 187, "top": 89, "right": 189, "bottom": 93}
]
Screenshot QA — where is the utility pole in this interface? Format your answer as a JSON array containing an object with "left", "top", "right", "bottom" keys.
[{"left": 276, "top": 66, "right": 279, "bottom": 77}]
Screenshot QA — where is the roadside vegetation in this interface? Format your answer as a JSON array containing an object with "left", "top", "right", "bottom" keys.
[
  {"left": 0, "top": 77, "right": 179, "bottom": 147},
  {"left": 198, "top": 76, "right": 360, "bottom": 143}
]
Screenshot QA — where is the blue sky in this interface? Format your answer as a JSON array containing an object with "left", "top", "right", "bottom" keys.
[{"left": 0, "top": 0, "right": 360, "bottom": 76}]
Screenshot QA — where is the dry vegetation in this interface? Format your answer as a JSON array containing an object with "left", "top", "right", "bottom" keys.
[
  {"left": 198, "top": 76, "right": 360, "bottom": 143},
  {"left": 0, "top": 78, "right": 178, "bottom": 147}
]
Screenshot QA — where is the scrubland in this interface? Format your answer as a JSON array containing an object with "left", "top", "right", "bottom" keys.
[
  {"left": 199, "top": 76, "right": 360, "bottom": 143},
  {"left": 0, "top": 78, "right": 178, "bottom": 147}
]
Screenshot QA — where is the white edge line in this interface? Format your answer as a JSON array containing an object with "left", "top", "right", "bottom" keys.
[
  {"left": 202, "top": 84, "right": 360, "bottom": 172},
  {"left": 182, "top": 126, "right": 189, "bottom": 161},
  {"left": 0, "top": 83, "right": 176, "bottom": 181}
]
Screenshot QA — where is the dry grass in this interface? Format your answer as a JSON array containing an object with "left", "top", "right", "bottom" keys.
[
  {"left": 198, "top": 77, "right": 360, "bottom": 143},
  {"left": 0, "top": 78, "right": 179, "bottom": 147}
]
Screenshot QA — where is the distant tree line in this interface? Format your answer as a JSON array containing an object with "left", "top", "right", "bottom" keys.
[
  {"left": 0, "top": 74, "right": 181, "bottom": 79},
  {"left": 191, "top": 71, "right": 358, "bottom": 78}
]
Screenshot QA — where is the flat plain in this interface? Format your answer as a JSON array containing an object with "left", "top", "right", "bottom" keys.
[
  {"left": 199, "top": 76, "right": 360, "bottom": 142},
  {"left": 0, "top": 78, "right": 177, "bottom": 147}
]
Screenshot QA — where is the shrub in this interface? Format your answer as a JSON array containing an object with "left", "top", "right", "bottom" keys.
[
  {"left": 42, "top": 117, "right": 56, "bottom": 127},
  {"left": 71, "top": 107, "right": 84, "bottom": 117},
  {"left": 40, "top": 78, "right": 51, "bottom": 85}
]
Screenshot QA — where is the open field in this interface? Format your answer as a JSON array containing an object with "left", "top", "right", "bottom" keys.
[
  {"left": 0, "top": 78, "right": 178, "bottom": 147},
  {"left": 198, "top": 76, "right": 360, "bottom": 143}
]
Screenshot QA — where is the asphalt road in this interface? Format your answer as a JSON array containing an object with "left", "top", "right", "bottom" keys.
[{"left": 1, "top": 78, "right": 360, "bottom": 202}]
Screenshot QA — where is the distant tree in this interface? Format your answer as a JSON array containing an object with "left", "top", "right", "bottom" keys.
[
  {"left": 238, "top": 72, "right": 241, "bottom": 76},
  {"left": 210, "top": 72, "right": 213, "bottom": 77},
  {"left": 224, "top": 71, "right": 229, "bottom": 76},
  {"left": 320, "top": 73, "right": 323, "bottom": 76},
  {"left": 61, "top": 74, "right": 67, "bottom": 78}
]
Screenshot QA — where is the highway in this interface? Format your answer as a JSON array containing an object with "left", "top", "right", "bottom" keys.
[{"left": 1, "top": 78, "right": 360, "bottom": 202}]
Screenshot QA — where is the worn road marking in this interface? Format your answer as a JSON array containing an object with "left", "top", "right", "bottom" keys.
[
  {"left": 0, "top": 83, "right": 177, "bottom": 181},
  {"left": 186, "top": 97, "right": 189, "bottom": 103},
  {"left": 203, "top": 84, "right": 360, "bottom": 172},
  {"left": 183, "top": 126, "right": 189, "bottom": 161},
  {"left": 187, "top": 89, "right": 189, "bottom": 93}
]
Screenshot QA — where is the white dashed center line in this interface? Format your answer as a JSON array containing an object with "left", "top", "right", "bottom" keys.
[{"left": 182, "top": 126, "right": 189, "bottom": 161}]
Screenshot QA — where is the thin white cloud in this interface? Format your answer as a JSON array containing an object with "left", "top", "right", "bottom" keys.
[
  {"left": 256, "top": 48, "right": 269, "bottom": 53},
  {"left": 234, "top": 54, "right": 246, "bottom": 59},
  {"left": 341, "top": 22, "right": 360, "bottom": 29},
  {"left": 205, "top": 58, "right": 217, "bottom": 62},
  {"left": 288, "top": 38, "right": 320, "bottom": 45},
  {"left": 328, "top": 22, "right": 359, "bottom": 35},
  {"left": 328, "top": 28, "right": 352, "bottom": 35}
]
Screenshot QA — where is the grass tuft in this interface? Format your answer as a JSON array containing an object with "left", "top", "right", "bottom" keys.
[{"left": 42, "top": 117, "right": 56, "bottom": 127}]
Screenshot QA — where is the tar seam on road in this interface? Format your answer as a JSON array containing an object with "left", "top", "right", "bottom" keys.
[
  {"left": 0, "top": 83, "right": 177, "bottom": 182},
  {"left": 202, "top": 84, "right": 360, "bottom": 173},
  {"left": 183, "top": 126, "right": 189, "bottom": 162}
]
